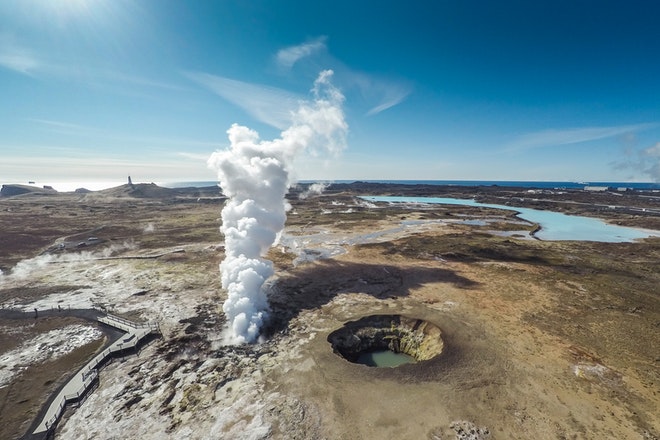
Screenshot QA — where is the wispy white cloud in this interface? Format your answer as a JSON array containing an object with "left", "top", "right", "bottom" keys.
[
  {"left": 340, "top": 69, "right": 411, "bottom": 116},
  {"left": 0, "top": 51, "right": 40, "bottom": 75},
  {"left": 272, "top": 37, "right": 411, "bottom": 115},
  {"left": 25, "top": 118, "right": 220, "bottom": 149},
  {"left": 275, "top": 36, "right": 327, "bottom": 69},
  {"left": 358, "top": 76, "right": 412, "bottom": 116},
  {"left": 102, "top": 70, "right": 188, "bottom": 92},
  {"left": 177, "top": 151, "right": 212, "bottom": 161},
  {"left": 185, "top": 72, "right": 303, "bottom": 129},
  {"left": 28, "top": 118, "right": 88, "bottom": 130},
  {"left": 365, "top": 99, "right": 405, "bottom": 116},
  {"left": 0, "top": 36, "right": 40, "bottom": 75},
  {"left": 43, "top": 63, "right": 185, "bottom": 94},
  {"left": 127, "top": 135, "right": 221, "bottom": 149},
  {"left": 507, "top": 122, "right": 659, "bottom": 152},
  {"left": 0, "top": 35, "right": 183, "bottom": 94},
  {"left": 0, "top": 150, "right": 213, "bottom": 183}
]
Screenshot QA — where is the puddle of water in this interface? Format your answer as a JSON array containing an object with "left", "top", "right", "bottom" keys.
[
  {"left": 363, "top": 196, "right": 660, "bottom": 242},
  {"left": 355, "top": 350, "right": 416, "bottom": 367},
  {"left": 460, "top": 219, "right": 489, "bottom": 226}
]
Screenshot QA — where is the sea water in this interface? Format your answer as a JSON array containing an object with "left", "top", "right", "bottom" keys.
[
  {"left": 362, "top": 196, "right": 660, "bottom": 243},
  {"left": 8, "top": 179, "right": 659, "bottom": 192},
  {"left": 162, "top": 180, "right": 660, "bottom": 191}
]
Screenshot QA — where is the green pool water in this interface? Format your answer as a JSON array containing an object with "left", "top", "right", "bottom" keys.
[{"left": 356, "top": 350, "right": 416, "bottom": 367}]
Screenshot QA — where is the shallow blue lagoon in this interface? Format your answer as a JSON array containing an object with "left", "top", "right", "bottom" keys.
[{"left": 363, "top": 196, "right": 660, "bottom": 242}]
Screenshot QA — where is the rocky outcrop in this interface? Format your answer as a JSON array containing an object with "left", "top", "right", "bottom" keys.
[
  {"left": 327, "top": 315, "right": 444, "bottom": 364},
  {"left": 0, "top": 184, "right": 58, "bottom": 197}
]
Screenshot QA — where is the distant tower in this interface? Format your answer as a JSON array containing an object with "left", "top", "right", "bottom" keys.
[{"left": 128, "top": 175, "right": 133, "bottom": 185}]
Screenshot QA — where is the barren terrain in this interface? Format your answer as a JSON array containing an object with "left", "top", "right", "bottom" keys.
[{"left": 0, "top": 183, "right": 658, "bottom": 439}]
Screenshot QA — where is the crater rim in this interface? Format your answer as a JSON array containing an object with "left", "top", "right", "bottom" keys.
[{"left": 327, "top": 314, "right": 445, "bottom": 368}]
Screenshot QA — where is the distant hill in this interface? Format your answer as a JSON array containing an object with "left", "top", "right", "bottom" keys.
[
  {"left": 0, "top": 184, "right": 58, "bottom": 197},
  {"left": 97, "top": 183, "right": 176, "bottom": 198},
  {"left": 96, "top": 183, "right": 222, "bottom": 199},
  {"left": 0, "top": 182, "right": 222, "bottom": 199}
]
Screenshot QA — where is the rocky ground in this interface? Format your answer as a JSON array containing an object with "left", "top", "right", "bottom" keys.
[{"left": 0, "top": 183, "right": 658, "bottom": 439}]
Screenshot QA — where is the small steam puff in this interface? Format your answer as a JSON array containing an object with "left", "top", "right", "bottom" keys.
[
  {"left": 0, "top": 241, "right": 137, "bottom": 283},
  {"left": 209, "top": 70, "right": 347, "bottom": 344},
  {"left": 298, "top": 182, "right": 329, "bottom": 199}
]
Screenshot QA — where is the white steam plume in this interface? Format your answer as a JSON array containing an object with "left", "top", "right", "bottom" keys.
[
  {"left": 299, "top": 182, "right": 330, "bottom": 199},
  {"left": 208, "top": 70, "right": 347, "bottom": 344},
  {"left": 0, "top": 241, "right": 137, "bottom": 283}
]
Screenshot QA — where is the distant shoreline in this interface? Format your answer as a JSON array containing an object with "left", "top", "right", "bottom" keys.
[
  {"left": 162, "top": 179, "right": 660, "bottom": 191},
  {"left": 3, "top": 179, "right": 659, "bottom": 193}
]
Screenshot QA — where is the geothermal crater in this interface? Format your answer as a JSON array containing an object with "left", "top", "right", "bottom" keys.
[{"left": 327, "top": 315, "right": 444, "bottom": 367}]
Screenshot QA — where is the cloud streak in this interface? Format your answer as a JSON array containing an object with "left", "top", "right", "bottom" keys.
[
  {"left": 186, "top": 72, "right": 304, "bottom": 129},
  {"left": 0, "top": 50, "right": 39, "bottom": 75},
  {"left": 351, "top": 72, "right": 411, "bottom": 116},
  {"left": 25, "top": 118, "right": 221, "bottom": 150},
  {"left": 176, "top": 151, "right": 211, "bottom": 161},
  {"left": 0, "top": 36, "right": 40, "bottom": 75},
  {"left": 26, "top": 118, "right": 96, "bottom": 137},
  {"left": 272, "top": 36, "right": 411, "bottom": 116},
  {"left": 0, "top": 147, "right": 215, "bottom": 183},
  {"left": 275, "top": 36, "right": 327, "bottom": 69},
  {"left": 0, "top": 37, "right": 183, "bottom": 93},
  {"left": 508, "top": 123, "right": 658, "bottom": 152}
]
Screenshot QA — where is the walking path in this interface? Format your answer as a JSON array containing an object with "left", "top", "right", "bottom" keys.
[{"left": 30, "top": 313, "right": 160, "bottom": 437}]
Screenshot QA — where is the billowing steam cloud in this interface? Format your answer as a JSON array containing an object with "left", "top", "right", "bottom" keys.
[{"left": 208, "top": 70, "right": 347, "bottom": 344}]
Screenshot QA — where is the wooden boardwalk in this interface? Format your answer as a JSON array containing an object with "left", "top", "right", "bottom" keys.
[{"left": 31, "top": 313, "right": 160, "bottom": 436}]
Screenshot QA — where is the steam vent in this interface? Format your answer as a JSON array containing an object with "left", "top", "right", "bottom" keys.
[{"left": 327, "top": 315, "right": 444, "bottom": 367}]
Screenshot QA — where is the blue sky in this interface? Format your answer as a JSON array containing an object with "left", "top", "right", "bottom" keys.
[{"left": 1, "top": 0, "right": 659, "bottom": 187}]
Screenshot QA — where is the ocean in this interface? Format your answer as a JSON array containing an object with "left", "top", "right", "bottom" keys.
[
  {"left": 160, "top": 180, "right": 660, "bottom": 191},
  {"left": 4, "top": 179, "right": 660, "bottom": 192}
]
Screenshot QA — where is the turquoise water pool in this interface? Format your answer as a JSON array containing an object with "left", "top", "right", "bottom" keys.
[
  {"left": 355, "top": 350, "right": 416, "bottom": 367},
  {"left": 362, "top": 196, "right": 660, "bottom": 242}
]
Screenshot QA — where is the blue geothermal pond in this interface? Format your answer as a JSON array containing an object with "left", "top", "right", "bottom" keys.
[{"left": 362, "top": 196, "right": 660, "bottom": 242}]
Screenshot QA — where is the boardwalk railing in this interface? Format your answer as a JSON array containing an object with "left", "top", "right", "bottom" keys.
[
  {"left": 44, "top": 370, "right": 99, "bottom": 431},
  {"left": 34, "top": 312, "right": 161, "bottom": 436},
  {"left": 98, "top": 313, "right": 160, "bottom": 333}
]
